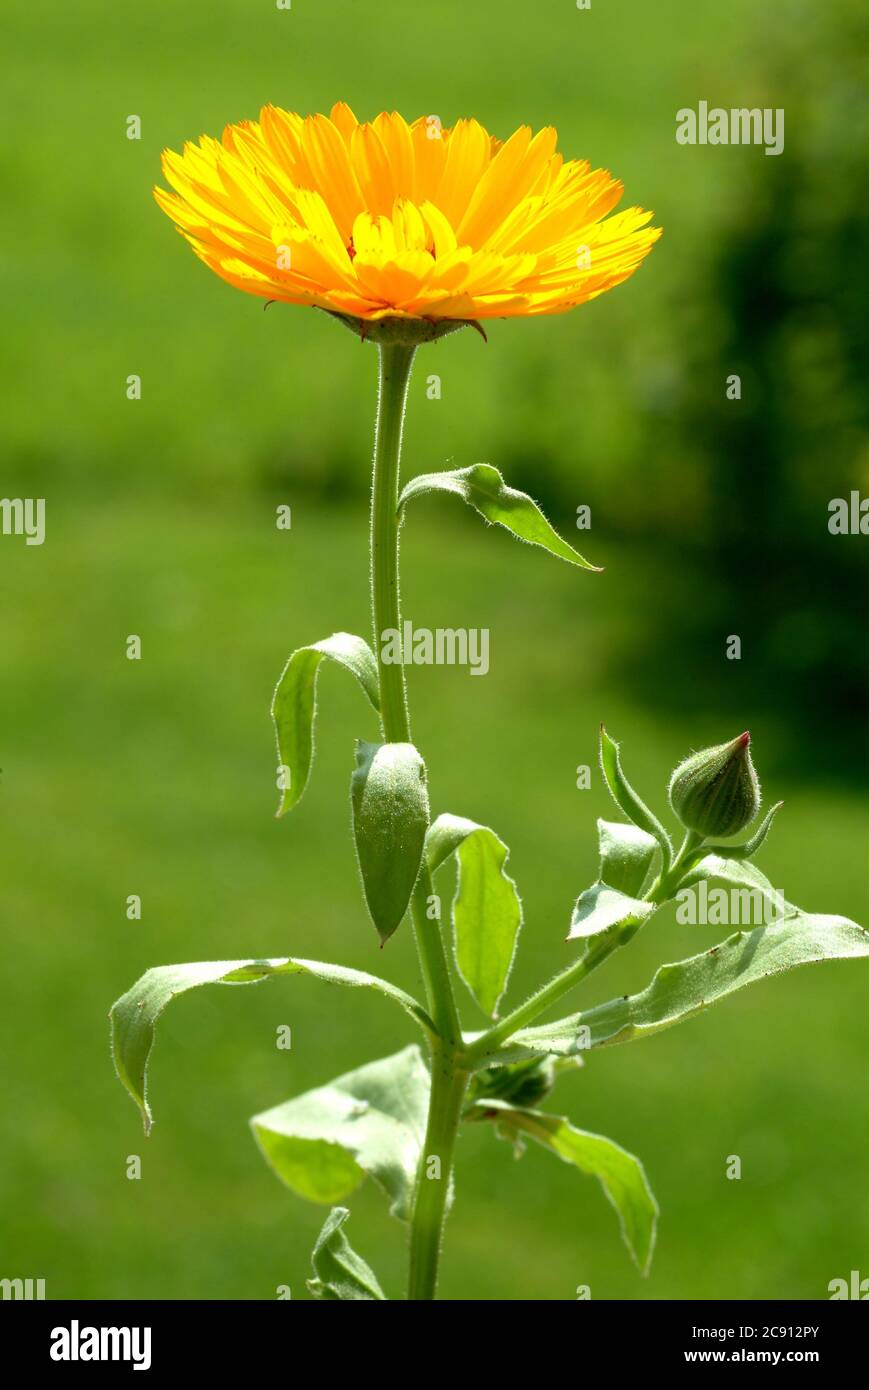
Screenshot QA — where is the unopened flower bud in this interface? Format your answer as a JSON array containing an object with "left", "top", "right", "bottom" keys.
[
  {"left": 472, "top": 1057, "right": 556, "bottom": 1109},
  {"left": 668, "top": 731, "right": 760, "bottom": 839}
]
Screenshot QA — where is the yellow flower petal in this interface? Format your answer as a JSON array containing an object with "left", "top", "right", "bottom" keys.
[{"left": 155, "top": 105, "right": 660, "bottom": 323}]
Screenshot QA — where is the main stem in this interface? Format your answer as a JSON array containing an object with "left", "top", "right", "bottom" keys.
[
  {"left": 370, "top": 342, "right": 414, "bottom": 746},
  {"left": 369, "top": 340, "right": 465, "bottom": 1300}
]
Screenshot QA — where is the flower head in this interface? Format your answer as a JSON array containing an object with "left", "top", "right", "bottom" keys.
[{"left": 154, "top": 103, "right": 661, "bottom": 331}]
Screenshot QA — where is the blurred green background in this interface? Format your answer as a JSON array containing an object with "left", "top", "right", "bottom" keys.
[{"left": 3, "top": 0, "right": 868, "bottom": 1300}]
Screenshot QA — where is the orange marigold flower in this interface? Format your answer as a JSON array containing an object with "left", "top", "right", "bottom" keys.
[{"left": 155, "top": 103, "right": 661, "bottom": 325}]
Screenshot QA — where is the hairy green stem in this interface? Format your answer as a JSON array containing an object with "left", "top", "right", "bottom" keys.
[
  {"left": 369, "top": 342, "right": 460, "bottom": 1041},
  {"left": 406, "top": 1042, "right": 468, "bottom": 1301},
  {"left": 369, "top": 341, "right": 465, "bottom": 1300},
  {"left": 370, "top": 342, "right": 415, "bottom": 745},
  {"left": 465, "top": 930, "right": 622, "bottom": 1066},
  {"left": 646, "top": 828, "right": 705, "bottom": 903},
  {"left": 468, "top": 827, "right": 708, "bottom": 1066}
]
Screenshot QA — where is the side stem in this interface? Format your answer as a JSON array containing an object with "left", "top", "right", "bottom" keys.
[
  {"left": 467, "top": 828, "right": 708, "bottom": 1066},
  {"left": 464, "top": 930, "right": 622, "bottom": 1066},
  {"left": 646, "top": 829, "right": 705, "bottom": 903},
  {"left": 369, "top": 340, "right": 465, "bottom": 1300}
]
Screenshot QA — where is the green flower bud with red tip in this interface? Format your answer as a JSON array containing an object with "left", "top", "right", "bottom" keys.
[{"left": 668, "top": 731, "right": 761, "bottom": 839}]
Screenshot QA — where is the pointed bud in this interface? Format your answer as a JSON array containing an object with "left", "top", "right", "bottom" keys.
[{"left": 668, "top": 732, "right": 761, "bottom": 839}]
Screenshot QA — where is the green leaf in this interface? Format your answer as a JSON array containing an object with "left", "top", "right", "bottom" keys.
[
  {"left": 351, "top": 740, "right": 429, "bottom": 944},
  {"left": 678, "top": 853, "right": 785, "bottom": 918},
  {"left": 567, "top": 880, "right": 658, "bottom": 941},
  {"left": 307, "top": 1207, "right": 387, "bottom": 1300},
  {"left": 251, "top": 1045, "right": 429, "bottom": 1222},
  {"left": 111, "top": 958, "right": 434, "bottom": 1134},
  {"left": 426, "top": 813, "right": 522, "bottom": 1016},
  {"left": 599, "top": 726, "right": 672, "bottom": 868},
  {"left": 473, "top": 1101, "right": 657, "bottom": 1275},
  {"left": 598, "top": 818, "right": 658, "bottom": 896},
  {"left": 497, "top": 908, "right": 869, "bottom": 1063},
  {"left": 271, "top": 632, "right": 380, "bottom": 817},
  {"left": 398, "top": 463, "right": 600, "bottom": 571}
]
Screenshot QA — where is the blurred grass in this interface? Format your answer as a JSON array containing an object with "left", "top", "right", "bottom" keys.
[{"left": 3, "top": 0, "right": 868, "bottom": 1301}]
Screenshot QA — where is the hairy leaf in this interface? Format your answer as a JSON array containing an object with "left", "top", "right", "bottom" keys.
[
  {"left": 473, "top": 1100, "right": 657, "bottom": 1274},
  {"left": 599, "top": 726, "right": 672, "bottom": 866},
  {"left": 307, "top": 1207, "right": 387, "bottom": 1300},
  {"left": 272, "top": 632, "right": 379, "bottom": 817},
  {"left": 598, "top": 819, "right": 658, "bottom": 896},
  {"left": 351, "top": 740, "right": 429, "bottom": 943},
  {"left": 677, "top": 854, "right": 786, "bottom": 918},
  {"left": 111, "top": 958, "right": 433, "bottom": 1133},
  {"left": 496, "top": 908, "right": 869, "bottom": 1063},
  {"left": 568, "top": 880, "right": 658, "bottom": 940},
  {"left": 426, "top": 812, "right": 522, "bottom": 1016},
  {"left": 252, "top": 1046, "right": 429, "bottom": 1222},
  {"left": 398, "top": 463, "right": 599, "bottom": 571}
]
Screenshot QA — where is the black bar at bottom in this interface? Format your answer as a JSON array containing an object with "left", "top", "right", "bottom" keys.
[{"left": 2, "top": 1297, "right": 866, "bottom": 1373}]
